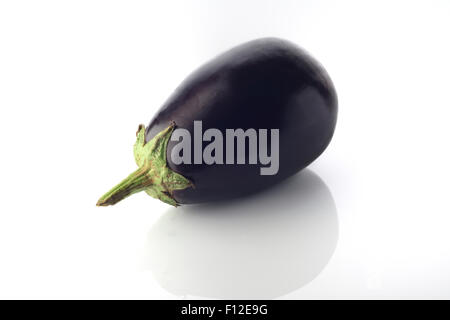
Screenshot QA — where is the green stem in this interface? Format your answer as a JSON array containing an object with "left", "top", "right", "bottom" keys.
[
  {"left": 96, "top": 165, "right": 153, "bottom": 206},
  {"left": 96, "top": 123, "right": 193, "bottom": 207}
]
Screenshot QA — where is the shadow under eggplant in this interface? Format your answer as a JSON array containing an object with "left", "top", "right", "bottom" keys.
[{"left": 143, "top": 169, "right": 338, "bottom": 299}]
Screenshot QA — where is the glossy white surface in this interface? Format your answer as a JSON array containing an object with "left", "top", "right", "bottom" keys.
[{"left": 1, "top": 0, "right": 449, "bottom": 299}]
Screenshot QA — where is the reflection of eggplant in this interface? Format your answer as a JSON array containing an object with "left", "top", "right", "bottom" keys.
[
  {"left": 144, "top": 170, "right": 339, "bottom": 299},
  {"left": 97, "top": 38, "right": 337, "bottom": 207}
]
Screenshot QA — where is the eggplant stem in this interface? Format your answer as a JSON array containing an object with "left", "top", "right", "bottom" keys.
[
  {"left": 96, "top": 123, "right": 193, "bottom": 207},
  {"left": 96, "top": 165, "right": 153, "bottom": 206}
]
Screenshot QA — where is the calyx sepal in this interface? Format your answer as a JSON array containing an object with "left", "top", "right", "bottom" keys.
[{"left": 97, "top": 122, "right": 193, "bottom": 207}]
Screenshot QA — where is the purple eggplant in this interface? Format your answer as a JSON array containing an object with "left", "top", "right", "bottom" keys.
[{"left": 97, "top": 38, "right": 337, "bottom": 207}]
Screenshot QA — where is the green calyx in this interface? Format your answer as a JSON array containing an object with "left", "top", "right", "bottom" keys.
[{"left": 96, "top": 122, "right": 193, "bottom": 207}]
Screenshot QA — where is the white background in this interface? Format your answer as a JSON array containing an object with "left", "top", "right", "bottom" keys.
[{"left": 1, "top": 0, "right": 450, "bottom": 299}]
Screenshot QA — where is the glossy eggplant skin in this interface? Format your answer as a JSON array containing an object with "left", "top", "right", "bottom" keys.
[{"left": 145, "top": 38, "right": 337, "bottom": 204}]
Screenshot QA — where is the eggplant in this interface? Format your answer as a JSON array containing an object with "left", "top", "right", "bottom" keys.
[{"left": 97, "top": 38, "right": 337, "bottom": 207}]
